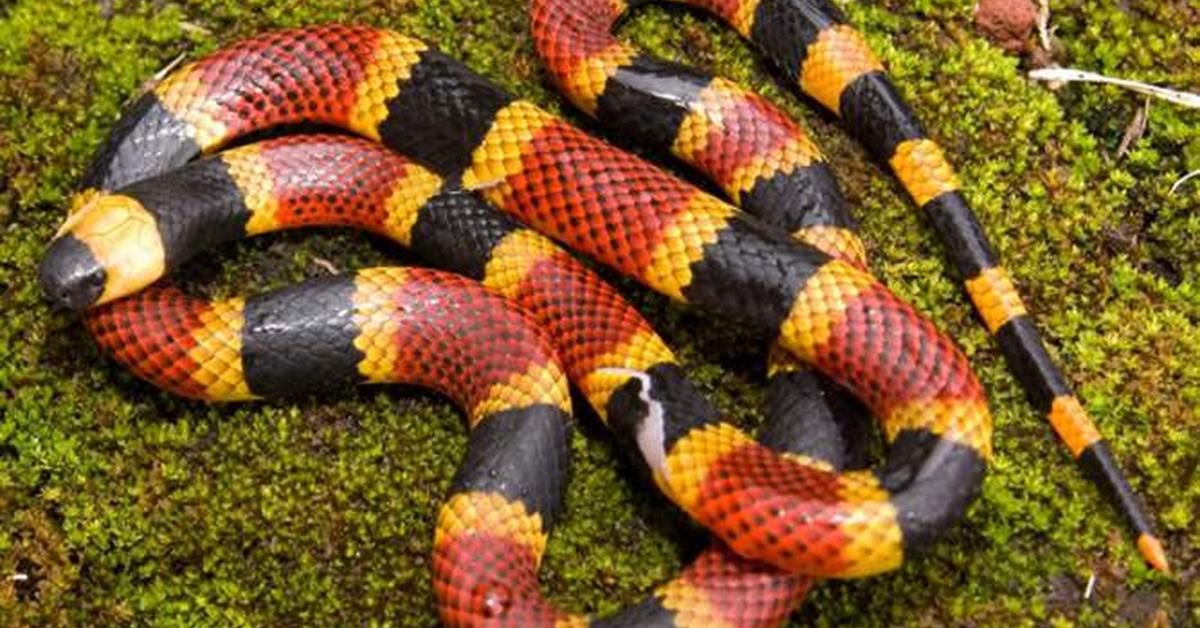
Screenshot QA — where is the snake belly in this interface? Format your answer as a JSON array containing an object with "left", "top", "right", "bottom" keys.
[{"left": 40, "top": 23, "right": 991, "bottom": 596}]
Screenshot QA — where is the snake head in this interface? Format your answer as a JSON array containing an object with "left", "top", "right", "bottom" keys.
[
  {"left": 40, "top": 233, "right": 106, "bottom": 311},
  {"left": 39, "top": 191, "right": 165, "bottom": 311}
]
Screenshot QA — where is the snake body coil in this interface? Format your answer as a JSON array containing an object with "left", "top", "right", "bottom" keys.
[
  {"left": 71, "top": 132, "right": 828, "bottom": 624},
  {"left": 531, "top": 0, "right": 1164, "bottom": 572},
  {"left": 32, "top": 18, "right": 1044, "bottom": 625}
]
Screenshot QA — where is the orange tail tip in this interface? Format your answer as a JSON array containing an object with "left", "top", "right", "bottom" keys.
[{"left": 1136, "top": 534, "right": 1170, "bottom": 574}]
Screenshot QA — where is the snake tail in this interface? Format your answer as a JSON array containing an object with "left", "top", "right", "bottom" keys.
[{"left": 528, "top": 0, "right": 1164, "bottom": 571}]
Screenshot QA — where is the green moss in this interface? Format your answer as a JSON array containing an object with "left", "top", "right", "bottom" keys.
[{"left": 1, "top": 0, "right": 1195, "bottom": 625}]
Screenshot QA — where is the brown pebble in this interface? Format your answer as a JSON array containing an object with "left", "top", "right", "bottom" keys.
[{"left": 974, "top": 0, "right": 1039, "bottom": 54}]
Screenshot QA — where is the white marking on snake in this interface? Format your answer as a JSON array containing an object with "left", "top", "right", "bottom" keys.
[{"left": 595, "top": 367, "right": 668, "bottom": 479}]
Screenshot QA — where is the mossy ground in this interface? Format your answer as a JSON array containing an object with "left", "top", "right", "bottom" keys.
[{"left": 1, "top": 0, "right": 1196, "bottom": 625}]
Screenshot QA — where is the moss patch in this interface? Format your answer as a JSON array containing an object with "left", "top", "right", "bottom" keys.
[{"left": 1, "top": 0, "right": 1196, "bottom": 625}]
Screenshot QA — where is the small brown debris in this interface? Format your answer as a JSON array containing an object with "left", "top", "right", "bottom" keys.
[
  {"left": 1117, "top": 98, "right": 1150, "bottom": 159},
  {"left": 1027, "top": 45, "right": 1056, "bottom": 71},
  {"left": 974, "top": 0, "right": 1039, "bottom": 53}
]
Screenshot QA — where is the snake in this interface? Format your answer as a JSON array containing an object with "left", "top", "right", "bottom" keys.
[
  {"left": 30, "top": 5, "right": 1151, "bottom": 622},
  {"left": 527, "top": 0, "right": 1164, "bottom": 572},
  {"left": 69, "top": 133, "right": 830, "bottom": 625}
]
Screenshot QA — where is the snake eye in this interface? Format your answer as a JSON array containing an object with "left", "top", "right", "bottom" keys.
[{"left": 39, "top": 235, "right": 107, "bottom": 312}]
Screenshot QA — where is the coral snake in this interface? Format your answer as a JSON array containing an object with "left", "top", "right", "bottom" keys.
[
  {"left": 35, "top": 0, "right": 1164, "bottom": 623},
  {"left": 529, "top": 0, "right": 1163, "bottom": 572}
]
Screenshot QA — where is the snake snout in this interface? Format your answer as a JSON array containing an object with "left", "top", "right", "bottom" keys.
[{"left": 40, "top": 234, "right": 106, "bottom": 312}]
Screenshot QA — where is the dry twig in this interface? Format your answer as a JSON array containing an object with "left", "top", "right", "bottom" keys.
[
  {"left": 1170, "top": 170, "right": 1200, "bottom": 195},
  {"left": 311, "top": 257, "right": 341, "bottom": 275},
  {"left": 1036, "top": 0, "right": 1053, "bottom": 51},
  {"left": 1028, "top": 67, "right": 1200, "bottom": 109},
  {"left": 1116, "top": 97, "right": 1150, "bottom": 159}
]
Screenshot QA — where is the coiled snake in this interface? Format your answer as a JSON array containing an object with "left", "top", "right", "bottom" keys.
[{"left": 38, "top": 1, "right": 1165, "bottom": 624}]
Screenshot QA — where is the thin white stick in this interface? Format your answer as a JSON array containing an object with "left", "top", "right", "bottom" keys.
[
  {"left": 1170, "top": 169, "right": 1200, "bottom": 195},
  {"left": 311, "top": 257, "right": 340, "bottom": 275},
  {"left": 1036, "top": 0, "right": 1052, "bottom": 51},
  {"left": 153, "top": 53, "right": 188, "bottom": 82},
  {"left": 1028, "top": 67, "right": 1200, "bottom": 109}
]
